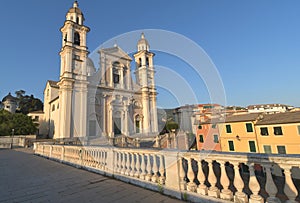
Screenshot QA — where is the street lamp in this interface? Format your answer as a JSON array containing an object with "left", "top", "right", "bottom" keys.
[{"left": 11, "top": 129, "right": 14, "bottom": 149}]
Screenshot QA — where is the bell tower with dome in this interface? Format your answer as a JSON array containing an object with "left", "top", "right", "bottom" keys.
[
  {"left": 57, "top": 1, "right": 90, "bottom": 138},
  {"left": 134, "top": 33, "right": 158, "bottom": 133}
]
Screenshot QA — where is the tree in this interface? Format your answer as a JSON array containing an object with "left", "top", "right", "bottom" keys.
[
  {"left": 14, "top": 90, "right": 43, "bottom": 114},
  {"left": 0, "top": 110, "right": 37, "bottom": 136}
]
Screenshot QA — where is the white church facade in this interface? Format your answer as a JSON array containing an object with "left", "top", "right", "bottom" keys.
[{"left": 44, "top": 1, "right": 158, "bottom": 139}]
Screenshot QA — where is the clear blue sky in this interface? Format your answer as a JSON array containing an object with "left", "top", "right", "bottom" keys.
[{"left": 1, "top": 0, "right": 299, "bottom": 108}]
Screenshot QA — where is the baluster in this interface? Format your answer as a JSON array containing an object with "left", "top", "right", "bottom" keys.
[
  {"left": 130, "top": 153, "right": 135, "bottom": 176},
  {"left": 264, "top": 164, "right": 280, "bottom": 203},
  {"left": 233, "top": 162, "right": 248, "bottom": 203},
  {"left": 151, "top": 154, "right": 159, "bottom": 183},
  {"left": 219, "top": 161, "right": 233, "bottom": 200},
  {"left": 96, "top": 149, "right": 101, "bottom": 168},
  {"left": 98, "top": 150, "right": 102, "bottom": 169},
  {"left": 248, "top": 163, "right": 263, "bottom": 203},
  {"left": 197, "top": 159, "right": 207, "bottom": 195},
  {"left": 180, "top": 158, "right": 187, "bottom": 190},
  {"left": 121, "top": 152, "right": 126, "bottom": 175},
  {"left": 145, "top": 154, "right": 152, "bottom": 181},
  {"left": 104, "top": 151, "right": 107, "bottom": 170},
  {"left": 114, "top": 151, "right": 118, "bottom": 173},
  {"left": 283, "top": 165, "right": 298, "bottom": 203},
  {"left": 125, "top": 152, "right": 130, "bottom": 176},
  {"left": 117, "top": 152, "right": 122, "bottom": 173},
  {"left": 187, "top": 158, "right": 197, "bottom": 192},
  {"left": 101, "top": 150, "right": 105, "bottom": 169},
  {"left": 207, "top": 160, "right": 220, "bottom": 198},
  {"left": 140, "top": 153, "right": 146, "bottom": 180},
  {"left": 159, "top": 155, "right": 165, "bottom": 184},
  {"left": 134, "top": 153, "right": 140, "bottom": 178}
]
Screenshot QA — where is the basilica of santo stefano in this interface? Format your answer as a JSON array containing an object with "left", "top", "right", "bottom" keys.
[{"left": 44, "top": 1, "right": 159, "bottom": 139}]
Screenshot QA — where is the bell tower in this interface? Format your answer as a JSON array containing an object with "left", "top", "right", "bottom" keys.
[
  {"left": 134, "top": 33, "right": 158, "bottom": 134},
  {"left": 57, "top": 1, "right": 90, "bottom": 138}
]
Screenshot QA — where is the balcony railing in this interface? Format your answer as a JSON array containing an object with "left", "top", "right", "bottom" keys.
[{"left": 34, "top": 143, "right": 300, "bottom": 203}]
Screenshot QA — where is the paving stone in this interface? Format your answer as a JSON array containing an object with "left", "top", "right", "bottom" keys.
[{"left": 0, "top": 149, "right": 184, "bottom": 203}]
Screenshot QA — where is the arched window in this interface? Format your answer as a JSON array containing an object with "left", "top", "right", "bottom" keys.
[
  {"left": 146, "top": 57, "right": 149, "bottom": 66},
  {"left": 139, "top": 58, "right": 142, "bottom": 67},
  {"left": 74, "top": 32, "right": 80, "bottom": 46},
  {"left": 112, "top": 62, "right": 120, "bottom": 84}
]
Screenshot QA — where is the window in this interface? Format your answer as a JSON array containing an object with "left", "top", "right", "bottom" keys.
[
  {"left": 263, "top": 145, "right": 272, "bottom": 154},
  {"left": 198, "top": 125, "right": 202, "bottom": 129},
  {"left": 52, "top": 105, "right": 55, "bottom": 111},
  {"left": 76, "top": 17, "right": 79, "bottom": 24},
  {"left": 274, "top": 126, "right": 283, "bottom": 135},
  {"left": 146, "top": 57, "right": 149, "bottom": 66},
  {"left": 212, "top": 124, "right": 216, "bottom": 129},
  {"left": 74, "top": 32, "right": 80, "bottom": 46},
  {"left": 298, "top": 125, "right": 300, "bottom": 135},
  {"left": 248, "top": 141, "right": 256, "bottom": 152},
  {"left": 226, "top": 125, "right": 232, "bottom": 133},
  {"left": 228, "top": 141, "right": 235, "bottom": 151},
  {"left": 277, "top": 146, "right": 286, "bottom": 154},
  {"left": 57, "top": 103, "right": 59, "bottom": 109},
  {"left": 213, "top": 134, "right": 219, "bottom": 143},
  {"left": 199, "top": 135, "right": 204, "bottom": 143},
  {"left": 246, "top": 123, "right": 253, "bottom": 132},
  {"left": 260, "top": 127, "right": 269, "bottom": 136},
  {"left": 34, "top": 116, "right": 39, "bottom": 121},
  {"left": 113, "top": 68, "right": 119, "bottom": 84},
  {"left": 139, "top": 58, "right": 142, "bottom": 67}
]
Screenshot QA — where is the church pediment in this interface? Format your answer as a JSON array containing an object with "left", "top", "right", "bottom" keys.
[{"left": 99, "top": 46, "right": 132, "bottom": 61}]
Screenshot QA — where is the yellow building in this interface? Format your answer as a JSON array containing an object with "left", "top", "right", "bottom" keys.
[
  {"left": 255, "top": 111, "right": 300, "bottom": 154},
  {"left": 219, "top": 113, "right": 261, "bottom": 153}
]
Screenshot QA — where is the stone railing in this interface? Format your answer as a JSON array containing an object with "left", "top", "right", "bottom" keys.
[{"left": 34, "top": 142, "right": 300, "bottom": 203}]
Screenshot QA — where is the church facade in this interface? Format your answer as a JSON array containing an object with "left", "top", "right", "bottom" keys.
[{"left": 44, "top": 1, "right": 158, "bottom": 139}]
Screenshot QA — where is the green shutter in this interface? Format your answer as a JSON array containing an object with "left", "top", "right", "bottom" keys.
[
  {"left": 246, "top": 123, "right": 253, "bottom": 132},
  {"left": 249, "top": 141, "right": 256, "bottom": 152},
  {"left": 263, "top": 145, "right": 272, "bottom": 154},
  {"left": 228, "top": 141, "right": 234, "bottom": 151},
  {"left": 213, "top": 134, "right": 219, "bottom": 143},
  {"left": 226, "top": 125, "right": 232, "bottom": 133}
]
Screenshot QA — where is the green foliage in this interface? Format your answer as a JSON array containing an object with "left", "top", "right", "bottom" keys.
[
  {"left": 0, "top": 110, "right": 37, "bottom": 136},
  {"left": 14, "top": 90, "right": 43, "bottom": 114},
  {"left": 166, "top": 121, "right": 179, "bottom": 132}
]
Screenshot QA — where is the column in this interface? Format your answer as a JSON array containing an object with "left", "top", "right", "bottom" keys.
[
  {"left": 108, "top": 104, "right": 114, "bottom": 137},
  {"left": 119, "top": 68, "right": 124, "bottom": 88},
  {"left": 101, "top": 95, "right": 107, "bottom": 136},
  {"left": 151, "top": 94, "right": 158, "bottom": 133},
  {"left": 142, "top": 93, "right": 150, "bottom": 134}
]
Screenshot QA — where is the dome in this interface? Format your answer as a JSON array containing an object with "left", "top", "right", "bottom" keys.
[
  {"left": 86, "top": 57, "right": 96, "bottom": 76},
  {"left": 2, "top": 93, "right": 16, "bottom": 102},
  {"left": 137, "top": 33, "right": 149, "bottom": 51},
  {"left": 68, "top": 1, "right": 82, "bottom": 14}
]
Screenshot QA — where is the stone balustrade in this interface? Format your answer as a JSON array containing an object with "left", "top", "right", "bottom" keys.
[{"left": 34, "top": 142, "right": 300, "bottom": 203}]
